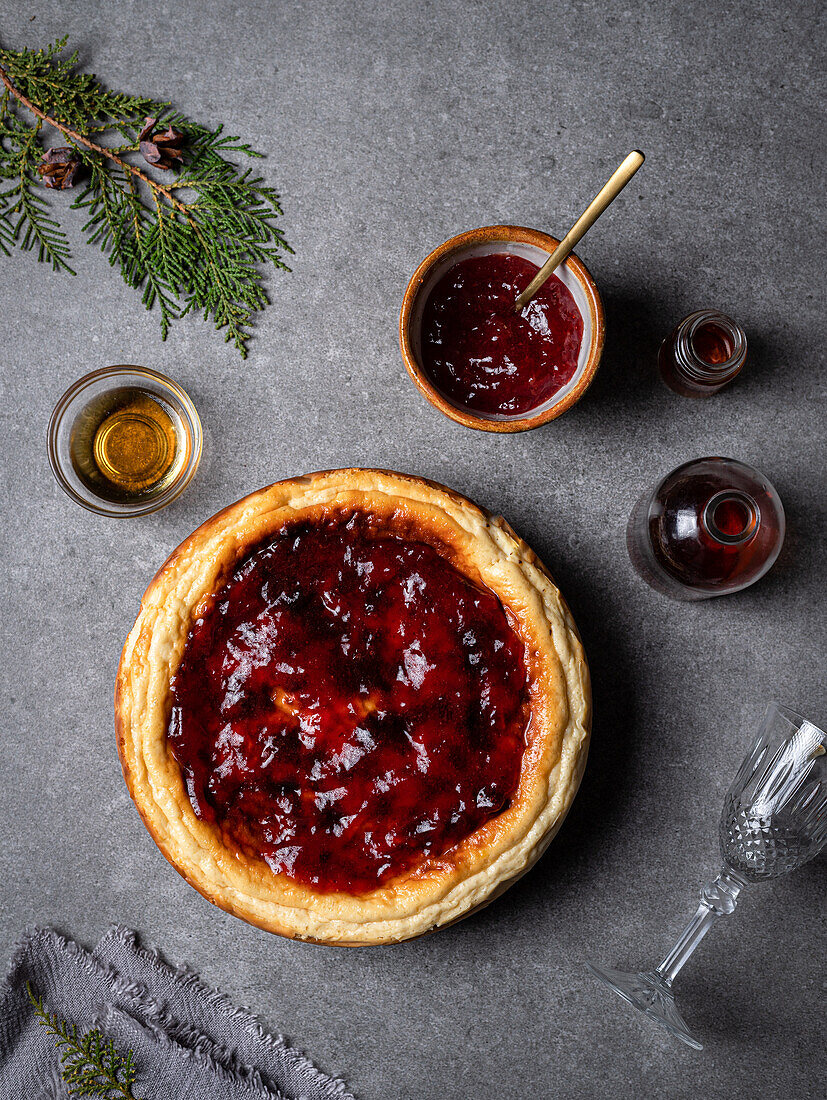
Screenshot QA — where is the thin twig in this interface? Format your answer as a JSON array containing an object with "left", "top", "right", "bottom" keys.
[{"left": 0, "top": 63, "right": 191, "bottom": 220}]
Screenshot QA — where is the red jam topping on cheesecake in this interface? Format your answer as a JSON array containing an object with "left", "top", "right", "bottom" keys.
[
  {"left": 168, "top": 515, "right": 529, "bottom": 894},
  {"left": 420, "top": 252, "right": 584, "bottom": 416}
]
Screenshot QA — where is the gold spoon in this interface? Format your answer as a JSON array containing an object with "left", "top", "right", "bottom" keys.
[{"left": 513, "top": 150, "right": 645, "bottom": 312}]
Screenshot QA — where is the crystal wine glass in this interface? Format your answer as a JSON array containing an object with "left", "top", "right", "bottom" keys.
[{"left": 587, "top": 702, "right": 827, "bottom": 1050}]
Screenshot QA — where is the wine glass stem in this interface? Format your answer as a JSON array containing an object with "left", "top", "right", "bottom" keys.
[{"left": 655, "top": 868, "right": 747, "bottom": 984}]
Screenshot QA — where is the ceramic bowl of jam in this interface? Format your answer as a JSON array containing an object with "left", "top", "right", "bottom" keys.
[{"left": 399, "top": 225, "right": 604, "bottom": 432}]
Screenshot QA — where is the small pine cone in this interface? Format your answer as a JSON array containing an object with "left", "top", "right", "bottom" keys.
[
  {"left": 37, "top": 147, "right": 82, "bottom": 189},
  {"left": 139, "top": 116, "right": 185, "bottom": 169}
]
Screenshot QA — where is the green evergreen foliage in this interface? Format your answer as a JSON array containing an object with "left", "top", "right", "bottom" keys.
[
  {"left": 27, "top": 982, "right": 140, "bottom": 1099},
  {"left": 0, "top": 37, "right": 291, "bottom": 356}
]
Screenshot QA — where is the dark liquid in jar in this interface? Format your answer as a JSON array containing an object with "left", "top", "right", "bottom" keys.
[
  {"left": 658, "top": 311, "right": 746, "bottom": 397},
  {"left": 420, "top": 253, "right": 583, "bottom": 416},
  {"left": 709, "top": 494, "right": 753, "bottom": 538},
  {"left": 648, "top": 481, "right": 763, "bottom": 590},
  {"left": 691, "top": 322, "right": 733, "bottom": 365}
]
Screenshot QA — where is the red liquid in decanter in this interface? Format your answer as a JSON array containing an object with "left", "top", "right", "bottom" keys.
[{"left": 627, "top": 457, "right": 785, "bottom": 600}]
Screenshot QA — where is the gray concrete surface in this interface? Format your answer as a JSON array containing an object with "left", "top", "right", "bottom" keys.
[{"left": 1, "top": 2, "right": 824, "bottom": 1097}]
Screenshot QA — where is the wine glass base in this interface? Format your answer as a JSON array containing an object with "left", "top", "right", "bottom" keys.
[{"left": 586, "top": 962, "right": 703, "bottom": 1051}]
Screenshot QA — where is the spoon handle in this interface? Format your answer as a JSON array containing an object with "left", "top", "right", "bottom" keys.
[{"left": 514, "top": 150, "right": 644, "bottom": 312}]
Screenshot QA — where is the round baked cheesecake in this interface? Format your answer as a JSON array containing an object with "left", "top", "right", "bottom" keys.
[{"left": 116, "top": 469, "right": 590, "bottom": 944}]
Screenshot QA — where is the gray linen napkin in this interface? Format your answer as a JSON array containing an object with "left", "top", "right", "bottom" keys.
[{"left": 0, "top": 928, "right": 354, "bottom": 1100}]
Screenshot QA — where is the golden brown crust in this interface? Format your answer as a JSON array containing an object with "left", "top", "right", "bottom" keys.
[{"left": 115, "top": 469, "right": 591, "bottom": 945}]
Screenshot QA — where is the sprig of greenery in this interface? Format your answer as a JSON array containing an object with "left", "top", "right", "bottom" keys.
[
  {"left": 0, "top": 38, "right": 157, "bottom": 133},
  {"left": 27, "top": 982, "right": 141, "bottom": 1099},
  {"left": 0, "top": 109, "right": 75, "bottom": 271},
  {"left": 0, "top": 37, "right": 291, "bottom": 356}
]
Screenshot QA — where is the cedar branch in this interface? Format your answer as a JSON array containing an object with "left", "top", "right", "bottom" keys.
[
  {"left": 0, "top": 62, "right": 191, "bottom": 220},
  {"left": 0, "top": 40, "right": 290, "bottom": 356}
]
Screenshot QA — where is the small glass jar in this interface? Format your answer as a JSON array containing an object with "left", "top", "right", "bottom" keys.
[
  {"left": 626, "top": 457, "right": 785, "bottom": 600},
  {"left": 658, "top": 310, "right": 747, "bottom": 397}
]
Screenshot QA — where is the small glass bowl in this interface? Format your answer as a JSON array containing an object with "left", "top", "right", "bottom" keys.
[{"left": 48, "top": 365, "right": 202, "bottom": 517}]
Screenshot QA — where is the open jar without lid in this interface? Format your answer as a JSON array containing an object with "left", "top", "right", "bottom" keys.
[{"left": 659, "top": 310, "right": 747, "bottom": 397}]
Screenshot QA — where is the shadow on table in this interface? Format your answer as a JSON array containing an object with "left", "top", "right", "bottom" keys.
[
  {"left": 677, "top": 857, "right": 825, "bottom": 1050},
  {"left": 576, "top": 288, "right": 667, "bottom": 412},
  {"left": 724, "top": 326, "right": 788, "bottom": 394},
  {"left": 577, "top": 292, "right": 792, "bottom": 415},
  {"left": 707, "top": 443, "right": 819, "bottom": 608}
]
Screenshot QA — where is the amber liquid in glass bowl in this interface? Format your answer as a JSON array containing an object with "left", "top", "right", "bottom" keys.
[
  {"left": 69, "top": 386, "right": 189, "bottom": 504},
  {"left": 48, "top": 365, "right": 202, "bottom": 516}
]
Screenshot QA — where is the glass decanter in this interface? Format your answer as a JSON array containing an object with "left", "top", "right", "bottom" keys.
[
  {"left": 626, "top": 457, "right": 785, "bottom": 599},
  {"left": 587, "top": 702, "right": 827, "bottom": 1050}
]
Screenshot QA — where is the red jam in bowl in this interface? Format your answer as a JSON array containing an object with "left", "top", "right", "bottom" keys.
[
  {"left": 420, "top": 252, "right": 584, "bottom": 416},
  {"left": 168, "top": 516, "right": 529, "bottom": 894}
]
